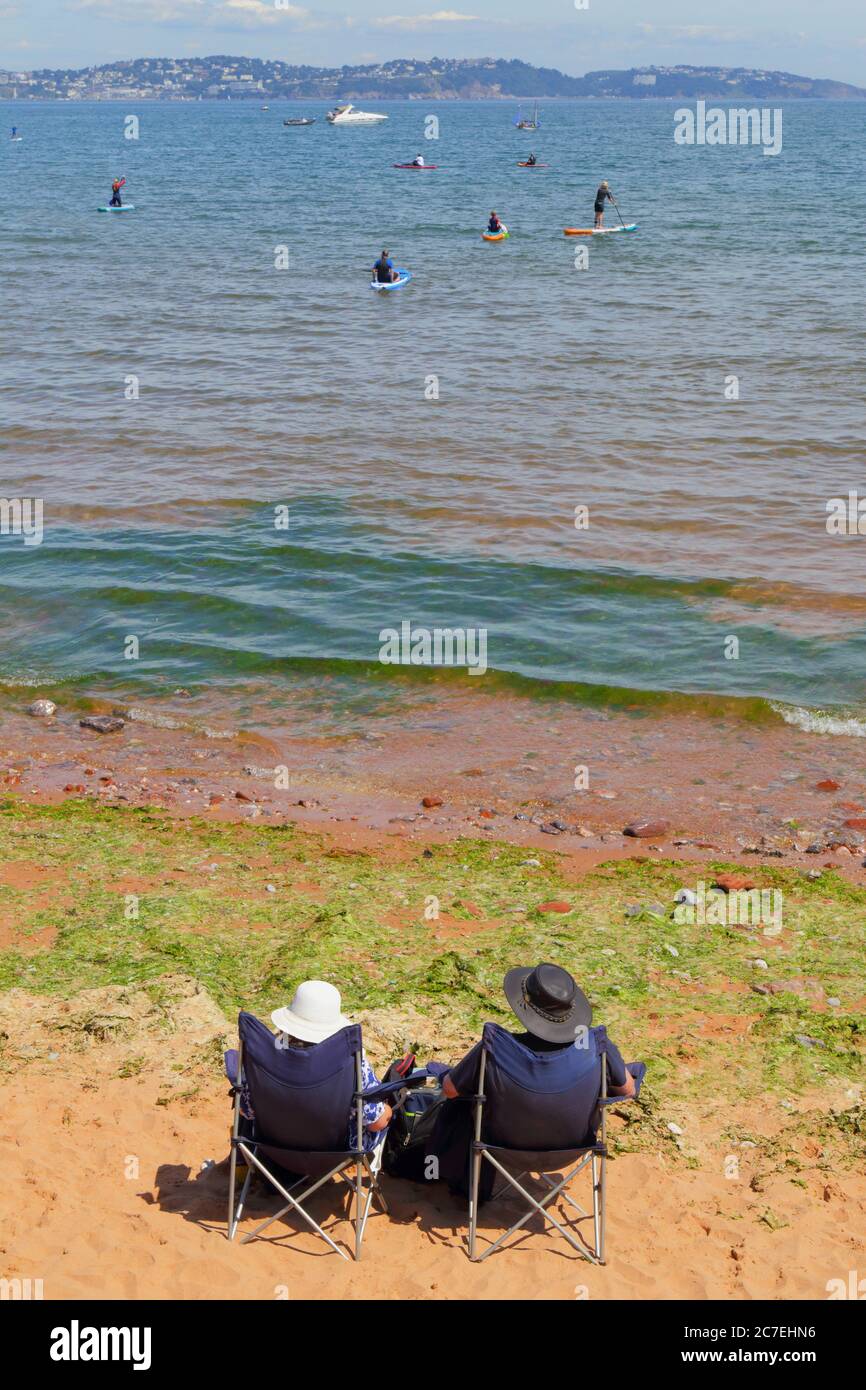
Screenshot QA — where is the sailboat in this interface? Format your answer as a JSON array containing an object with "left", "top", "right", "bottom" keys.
[{"left": 514, "top": 101, "right": 540, "bottom": 131}]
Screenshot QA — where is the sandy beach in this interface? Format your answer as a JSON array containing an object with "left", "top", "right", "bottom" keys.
[{"left": 1, "top": 689, "right": 864, "bottom": 1301}]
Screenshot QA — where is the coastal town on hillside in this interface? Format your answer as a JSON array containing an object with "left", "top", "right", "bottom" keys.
[{"left": 1, "top": 57, "right": 864, "bottom": 102}]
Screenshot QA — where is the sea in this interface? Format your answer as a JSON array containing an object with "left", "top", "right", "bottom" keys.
[{"left": 1, "top": 97, "right": 865, "bottom": 737}]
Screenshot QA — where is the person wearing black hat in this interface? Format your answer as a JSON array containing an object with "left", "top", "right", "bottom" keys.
[{"left": 442, "top": 962, "right": 635, "bottom": 1099}]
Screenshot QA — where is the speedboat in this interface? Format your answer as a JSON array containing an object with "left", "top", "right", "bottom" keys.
[{"left": 326, "top": 103, "right": 387, "bottom": 125}]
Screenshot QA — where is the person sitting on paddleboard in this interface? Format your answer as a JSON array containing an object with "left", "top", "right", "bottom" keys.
[
  {"left": 594, "top": 180, "right": 613, "bottom": 228},
  {"left": 109, "top": 177, "right": 126, "bottom": 207},
  {"left": 373, "top": 249, "right": 399, "bottom": 284},
  {"left": 487, "top": 210, "right": 504, "bottom": 234},
  {"left": 411, "top": 154, "right": 425, "bottom": 167},
  {"left": 526, "top": 153, "right": 537, "bottom": 166}
]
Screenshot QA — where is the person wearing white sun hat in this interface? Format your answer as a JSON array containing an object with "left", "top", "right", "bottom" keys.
[{"left": 271, "top": 980, "right": 392, "bottom": 1150}]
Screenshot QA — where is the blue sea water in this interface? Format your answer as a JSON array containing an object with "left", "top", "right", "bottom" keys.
[{"left": 1, "top": 97, "right": 865, "bottom": 729}]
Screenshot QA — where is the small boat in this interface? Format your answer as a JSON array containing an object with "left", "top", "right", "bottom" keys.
[
  {"left": 284, "top": 117, "right": 316, "bottom": 126},
  {"left": 261, "top": 105, "right": 269, "bottom": 112},
  {"left": 326, "top": 103, "right": 387, "bottom": 125},
  {"left": 514, "top": 101, "right": 541, "bottom": 131}
]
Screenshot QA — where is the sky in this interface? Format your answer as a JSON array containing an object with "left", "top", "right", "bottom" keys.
[{"left": 2, "top": 0, "right": 866, "bottom": 84}]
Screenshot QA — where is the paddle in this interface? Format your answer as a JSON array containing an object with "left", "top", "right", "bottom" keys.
[{"left": 610, "top": 194, "right": 626, "bottom": 229}]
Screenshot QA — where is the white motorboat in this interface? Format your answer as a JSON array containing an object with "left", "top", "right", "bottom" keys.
[{"left": 326, "top": 103, "right": 387, "bottom": 125}]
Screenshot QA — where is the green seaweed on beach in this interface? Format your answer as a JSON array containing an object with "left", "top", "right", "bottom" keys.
[{"left": 0, "top": 800, "right": 864, "bottom": 1164}]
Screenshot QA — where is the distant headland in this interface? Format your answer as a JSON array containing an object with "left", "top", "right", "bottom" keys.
[{"left": 1, "top": 57, "right": 865, "bottom": 102}]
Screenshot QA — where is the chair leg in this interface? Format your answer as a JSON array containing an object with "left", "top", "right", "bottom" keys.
[
  {"left": 355, "top": 1158, "right": 364, "bottom": 1261},
  {"left": 468, "top": 1148, "right": 483, "bottom": 1261},
  {"left": 227, "top": 1145, "right": 238, "bottom": 1242},
  {"left": 473, "top": 1153, "right": 601, "bottom": 1263},
  {"left": 229, "top": 1168, "right": 252, "bottom": 1242},
  {"left": 237, "top": 1144, "right": 349, "bottom": 1259},
  {"left": 597, "top": 1152, "right": 606, "bottom": 1264}
]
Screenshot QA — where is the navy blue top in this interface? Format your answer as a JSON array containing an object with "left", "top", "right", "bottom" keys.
[{"left": 450, "top": 1027, "right": 627, "bottom": 1093}]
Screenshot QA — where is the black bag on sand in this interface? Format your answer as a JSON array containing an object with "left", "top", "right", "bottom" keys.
[{"left": 384, "top": 1088, "right": 495, "bottom": 1203}]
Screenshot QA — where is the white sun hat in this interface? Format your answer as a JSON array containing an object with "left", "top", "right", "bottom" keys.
[{"left": 271, "top": 980, "right": 350, "bottom": 1043}]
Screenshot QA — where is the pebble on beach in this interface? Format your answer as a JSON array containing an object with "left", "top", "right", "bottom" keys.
[
  {"left": 623, "top": 818, "right": 670, "bottom": 839},
  {"left": 28, "top": 699, "right": 56, "bottom": 717}
]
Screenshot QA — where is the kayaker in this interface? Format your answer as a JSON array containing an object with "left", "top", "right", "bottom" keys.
[
  {"left": 487, "top": 210, "right": 504, "bottom": 234},
  {"left": 109, "top": 177, "right": 126, "bottom": 207},
  {"left": 373, "top": 249, "right": 399, "bottom": 284},
  {"left": 411, "top": 154, "right": 425, "bottom": 167},
  {"left": 526, "top": 153, "right": 537, "bottom": 166},
  {"left": 594, "top": 180, "right": 614, "bottom": 228}
]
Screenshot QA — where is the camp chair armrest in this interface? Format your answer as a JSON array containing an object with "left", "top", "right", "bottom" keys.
[{"left": 359, "top": 1070, "right": 428, "bottom": 1103}]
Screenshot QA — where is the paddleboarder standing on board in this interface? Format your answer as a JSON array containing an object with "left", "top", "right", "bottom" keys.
[
  {"left": 109, "top": 177, "right": 126, "bottom": 207},
  {"left": 594, "top": 180, "right": 614, "bottom": 228}
]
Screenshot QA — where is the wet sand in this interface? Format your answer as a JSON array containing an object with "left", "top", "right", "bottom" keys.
[{"left": 3, "top": 688, "right": 866, "bottom": 873}]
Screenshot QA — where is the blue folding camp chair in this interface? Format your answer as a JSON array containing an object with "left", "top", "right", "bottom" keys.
[
  {"left": 467, "top": 1022, "right": 645, "bottom": 1263},
  {"left": 225, "top": 1011, "right": 423, "bottom": 1260}
]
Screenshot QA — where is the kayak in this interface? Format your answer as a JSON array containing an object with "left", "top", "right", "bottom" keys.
[
  {"left": 517, "top": 161, "right": 548, "bottom": 168},
  {"left": 482, "top": 227, "right": 509, "bottom": 241},
  {"left": 393, "top": 163, "right": 438, "bottom": 170},
  {"left": 563, "top": 223, "right": 638, "bottom": 236},
  {"left": 97, "top": 205, "right": 135, "bottom": 212},
  {"left": 371, "top": 267, "right": 412, "bottom": 290}
]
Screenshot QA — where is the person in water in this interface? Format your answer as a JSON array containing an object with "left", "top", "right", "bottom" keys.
[
  {"left": 109, "top": 177, "right": 126, "bottom": 207},
  {"left": 411, "top": 154, "right": 425, "bottom": 167},
  {"left": 373, "top": 249, "right": 399, "bottom": 284},
  {"left": 594, "top": 180, "right": 614, "bottom": 228},
  {"left": 487, "top": 210, "right": 504, "bottom": 234}
]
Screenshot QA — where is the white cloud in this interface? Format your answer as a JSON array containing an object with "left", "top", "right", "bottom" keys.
[
  {"left": 219, "top": 0, "right": 308, "bottom": 21},
  {"left": 68, "top": 0, "right": 308, "bottom": 21},
  {"left": 372, "top": 10, "right": 478, "bottom": 30}
]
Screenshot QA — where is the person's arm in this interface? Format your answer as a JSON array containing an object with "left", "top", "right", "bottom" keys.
[
  {"left": 602, "top": 1035, "right": 635, "bottom": 1097},
  {"left": 609, "top": 1070, "right": 635, "bottom": 1098},
  {"left": 441, "top": 1040, "right": 481, "bottom": 1100},
  {"left": 360, "top": 1056, "right": 392, "bottom": 1133},
  {"left": 367, "top": 1103, "right": 393, "bottom": 1133}
]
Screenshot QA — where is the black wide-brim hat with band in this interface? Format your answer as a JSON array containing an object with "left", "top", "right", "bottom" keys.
[{"left": 503, "top": 963, "right": 592, "bottom": 1043}]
